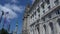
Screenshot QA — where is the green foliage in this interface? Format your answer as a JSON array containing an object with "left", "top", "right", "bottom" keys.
[{"left": 0, "top": 28, "right": 8, "bottom": 34}]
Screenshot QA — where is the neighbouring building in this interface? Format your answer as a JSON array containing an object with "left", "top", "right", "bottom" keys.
[
  {"left": 13, "top": 21, "right": 18, "bottom": 34},
  {"left": 22, "top": 0, "right": 60, "bottom": 34},
  {"left": 22, "top": 4, "right": 30, "bottom": 34}
]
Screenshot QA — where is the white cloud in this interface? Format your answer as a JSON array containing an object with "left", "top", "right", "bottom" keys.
[
  {"left": 0, "top": 3, "right": 25, "bottom": 21},
  {"left": 4, "top": 4, "right": 25, "bottom": 13},
  {"left": 11, "top": 0, "right": 18, "bottom": 3},
  {"left": 0, "top": 5, "right": 17, "bottom": 20}
]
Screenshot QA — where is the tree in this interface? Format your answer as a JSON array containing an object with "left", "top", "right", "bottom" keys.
[{"left": 0, "top": 28, "right": 8, "bottom": 34}]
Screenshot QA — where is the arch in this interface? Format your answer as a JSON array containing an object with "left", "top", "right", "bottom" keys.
[
  {"left": 43, "top": 24, "right": 46, "bottom": 34},
  {"left": 49, "top": 22, "right": 54, "bottom": 34},
  {"left": 35, "top": 24, "right": 40, "bottom": 34},
  {"left": 49, "top": 22, "right": 53, "bottom": 30},
  {"left": 57, "top": 18, "right": 60, "bottom": 26},
  {"left": 43, "top": 24, "right": 46, "bottom": 31}
]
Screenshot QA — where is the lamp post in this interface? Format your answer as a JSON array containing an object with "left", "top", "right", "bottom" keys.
[
  {"left": 3, "top": 12, "right": 9, "bottom": 28},
  {"left": 0, "top": 11, "right": 4, "bottom": 23}
]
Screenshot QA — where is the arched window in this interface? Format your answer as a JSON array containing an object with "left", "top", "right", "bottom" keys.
[
  {"left": 43, "top": 24, "right": 46, "bottom": 34},
  {"left": 43, "top": 25, "right": 46, "bottom": 31},
  {"left": 35, "top": 24, "right": 40, "bottom": 34},
  {"left": 49, "top": 22, "right": 54, "bottom": 34},
  {"left": 57, "top": 18, "right": 60, "bottom": 26},
  {"left": 49, "top": 22, "right": 53, "bottom": 30}
]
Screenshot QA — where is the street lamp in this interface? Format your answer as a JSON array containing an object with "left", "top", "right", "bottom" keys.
[{"left": 0, "top": 11, "right": 4, "bottom": 23}]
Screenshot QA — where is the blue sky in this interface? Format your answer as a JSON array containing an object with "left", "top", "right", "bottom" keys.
[{"left": 0, "top": 0, "right": 35, "bottom": 34}]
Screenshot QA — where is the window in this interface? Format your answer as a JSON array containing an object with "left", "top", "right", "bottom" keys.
[
  {"left": 42, "top": 17, "right": 45, "bottom": 21},
  {"left": 34, "top": 11, "right": 36, "bottom": 16},
  {"left": 54, "top": 0, "right": 59, "bottom": 5},
  {"left": 58, "top": 22, "right": 60, "bottom": 26},
  {"left": 43, "top": 10, "right": 45, "bottom": 13},
  {"left": 43, "top": 25, "right": 46, "bottom": 31},
  {"left": 49, "top": 22, "right": 54, "bottom": 34},
  {"left": 56, "top": 10, "right": 60, "bottom": 14},
  {"left": 48, "top": 14, "right": 51, "bottom": 18},
  {"left": 45, "top": 0, "right": 50, "bottom": 4},
  {"left": 43, "top": 24, "right": 46, "bottom": 34},
  {"left": 41, "top": 2, "right": 45, "bottom": 9},
  {"left": 35, "top": 24, "right": 40, "bottom": 34},
  {"left": 49, "top": 22, "right": 53, "bottom": 30},
  {"left": 48, "top": 6, "right": 50, "bottom": 10},
  {"left": 37, "top": 19, "right": 40, "bottom": 22},
  {"left": 31, "top": 16, "right": 32, "bottom": 19},
  {"left": 57, "top": 18, "right": 60, "bottom": 26},
  {"left": 38, "top": 14, "right": 40, "bottom": 17},
  {"left": 37, "top": 8, "right": 40, "bottom": 13},
  {"left": 37, "top": 27, "right": 40, "bottom": 34}
]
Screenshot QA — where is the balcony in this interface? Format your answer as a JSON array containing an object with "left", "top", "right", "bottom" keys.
[
  {"left": 41, "top": 2, "right": 60, "bottom": 19},
  {"left": 54, "top": 0, "right": 60, "bottom": 6}
]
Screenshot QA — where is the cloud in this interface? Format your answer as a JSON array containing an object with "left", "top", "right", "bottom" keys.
[
  {"left": 0, "top": 3, "right": 25, "bottom": 21},
  {"left": 0, "top": 5, "right": 17, "bottom": 20},
  {"left": 4, "top": 4, "right": 25, "bottom": 13},
  {"left": 11, "top": 0, "right": 18, "bottom": 3}
]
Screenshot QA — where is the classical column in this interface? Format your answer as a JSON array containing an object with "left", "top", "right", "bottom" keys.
[
  {"left": 56, "top": 23, "right": 59, "bottom": 34},
  {"left": 34, "top": 25, "right": 36, "bottom": 34},
  {"left": 47, "top": 24, "right": 51, "bottom": 34},
  {"left": 45, "top": 24, "right": 49, "bottom": 34},
  {"left": 43, "top": 24, "right": 46, "bottom": 34},
  {"left": 35, "top": 27, "right": 38, "bottom": 34},
  {"left": 39, "top": 24, "right": 43, "bottom": 34},
  {"left": 53, "top": 22, "right": 57, "bottom": 34}
]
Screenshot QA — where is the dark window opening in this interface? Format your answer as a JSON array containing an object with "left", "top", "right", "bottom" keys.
[
  {"left": 48, "top": 6, "right": 50, "bottom": 10},
  {"left": 41, "top": 2, "right": 45, "bottom": 9},
  {"left": 37, "top": 27, "right": 39, "bottom": 32},
  {"left": 56, "top": 10, "right": 60, "bottom": 14},
  {"left": 49, "top": 22, "right": 53, "bottom": 30},
  {"left": 43, "top": 10, "right": 45, "bottom": 13},
  {"left": 38, "top": 14, "right": 40, "bottom": 17},
  {"left": 34, "top": 11, "right": 36, "bottom": 16},
  {"left": 54, "top": 0, "right": 59, "bottom": 5},
  {"left": 58, "top": 22, "right": 60, "bottom": 26},
  {"left": 37, "top": 8, "right": 40, "bottom": 13},
  {"left": 31, "top": 16, "right": 32, "bottom": 18},
  {"left": 57, "top": 18, "right": 60, "bottom": 26},
  {"left": 48, "top": 14, "right": 51, "bottom": 18},
  {"left": 43, "top": 25, "right": 46, "bottom": 31},
  {"left": 42, "top": 17, "right": 45, "bottom": 21},
  {"left": 45, "top": 0, "right": 50, "bottom": 4},
  {"left": 36, "top": 24, "right": 40, "bottom": 34}
]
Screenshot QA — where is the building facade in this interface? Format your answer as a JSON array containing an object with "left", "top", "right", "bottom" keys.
[
  {"left": 13, "top": 21, "right": 18, "bottom": 34},
  {"left": 22, "top": 4, "right": 30, "bottom": 34},
  {"left": 22, "top": 0, "right": 60, "bottom": 34}
]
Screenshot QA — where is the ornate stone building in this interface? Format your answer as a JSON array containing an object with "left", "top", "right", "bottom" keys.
[
  {"left": 22, "top": 0, "right": 60, "bottom": 34},
  {"left": 22, "top": 4, "right": 30, "bottom": 34},
  {"left": 13, "top": 21, "right": 18, "bottom": 34}
]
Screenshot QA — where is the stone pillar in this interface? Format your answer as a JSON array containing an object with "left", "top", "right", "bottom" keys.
[
  {"left": 56, "top": 23, "right": 59, "bottom": 34},
  {"left": 31, "top": 26, "right": 34, "bottom": 34},
  {"left": 46, "top": 23, "right": 49, "bottom": 34},
  {"left": 35, "top": 27, "right": 39, "bottom": 34},
  {"left": 39, "top": 23, "right": 43, "bottom": 34},
  {"left": 53, "top": 22, "right": 57, "bottom": 34},
  {"left": 50, "top": 0, "right": 55, "bottom": 8},
  {"left": 47, "top": 24, "right": 51, "bottom": 34},
  {"left": 33, "top": 25, "right": 36, "bottom": 34}
]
